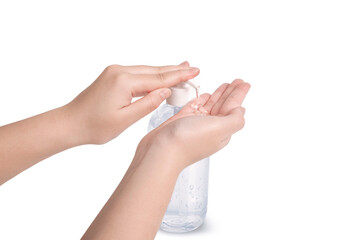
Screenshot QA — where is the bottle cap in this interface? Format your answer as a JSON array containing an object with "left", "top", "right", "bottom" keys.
[{"left": 166, "top": 80, "right": 199, "bottom": 107}]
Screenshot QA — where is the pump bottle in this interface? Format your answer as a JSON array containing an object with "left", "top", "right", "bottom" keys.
[{"left": 148, "top": 80, "right": 209, "bottom": 233}]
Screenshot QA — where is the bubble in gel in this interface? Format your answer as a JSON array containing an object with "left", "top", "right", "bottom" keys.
[
  {"left": 198, "top": 106, "right": 208, "bottom": 114},
  {"left": 191, "top": 104, "right": 209, "bottom": 115},
  {"left": 191, "top": 103, "right": 199, "bottom": 111}
]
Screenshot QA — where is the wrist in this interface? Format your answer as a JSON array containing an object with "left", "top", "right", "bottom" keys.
[
  {"left": 133, "top": 134, "right": 185, "bottom": 175},
  {"left": 57, "top": 104, "right": 88, "bottom": 147}
]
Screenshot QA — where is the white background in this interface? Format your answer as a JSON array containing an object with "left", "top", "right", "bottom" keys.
[{"left": 0, "top": 0, "right": 360, "bottom": 239}]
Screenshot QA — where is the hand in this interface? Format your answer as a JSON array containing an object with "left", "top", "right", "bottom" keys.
[
  {"left": 82, "top": 79, "right": 250, "bottom": 240},
  {"left": 64, "top": 62, "right": 200, "bottom": 145},
  {"left": 138, "top": 79, "right": 250, "bottom": 171}
]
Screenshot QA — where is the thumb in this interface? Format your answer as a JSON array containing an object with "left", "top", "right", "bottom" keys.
[
  {"left": 221, "top": 107, "right": 246, "bottom": 135},
  {"left": 122, "top": 88, "right": 171, "bottom": 124}
]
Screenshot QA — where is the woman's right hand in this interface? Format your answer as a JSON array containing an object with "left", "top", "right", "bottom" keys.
[
  {"left": 137, "top": 79, "right": 250, "bottom": 171},
  {"left": 64, "top": 61, "right": 198, "bottom": 145}
]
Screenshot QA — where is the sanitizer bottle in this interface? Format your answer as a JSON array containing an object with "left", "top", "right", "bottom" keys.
[{"left": 148, "top": 80, "right": 209, "bottom": 233}]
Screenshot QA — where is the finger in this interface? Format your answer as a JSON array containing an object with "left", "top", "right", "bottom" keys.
[
  {"left": 112, "top": 62, "right": 191, "bottom": 74},
  {"left": 220, "top": 107, "right": 246, "bottom": 135},
  {"left": 129, "top": 68, "right": 200, "bottom": 96},
  {"left": 203, "top": 83, "right": 229, "bottom": 113},
  {"left": 218, "top": 82, "right": 251, "bottom": 115},
  {"left": 186, "top": 93, "right": 211, "bottom": 107},
  {"left": 121, "top": 88, "right": 171, "bottom": 125},
  {"left": 210, "top": 79, "right": 244, "bottom": 115}
]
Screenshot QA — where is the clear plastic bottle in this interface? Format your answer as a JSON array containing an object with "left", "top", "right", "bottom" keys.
[{"left": 147, "top": 81, "right": 209, "bottom": 233}]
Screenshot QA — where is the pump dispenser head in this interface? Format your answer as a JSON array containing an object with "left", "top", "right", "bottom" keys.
[{"left": 166, "top": 80, "right": 199, "bottom": 107}]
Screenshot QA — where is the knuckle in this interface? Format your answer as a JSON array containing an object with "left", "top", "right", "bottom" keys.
[
  {"left": 105, "top": 65, "right": 128, "bottom": 84},
  {"left": 114, "top": 72, "right": 128, "bottom": 83},
  {"left": 176, "top": 69, "right": 186, "bottom": 79},
  {"left": 109, "top": 72, "right": 129, "bottom": 89},
  {"left": 147, "top": 94, "right": 160, "bottom": 111},
  {"left": 156, "top": 72, "right": 166, "bottom": 82},
  {"left": 105, "top": 64, "right": 119, "bottom": 73},
  {"left": 156, "top": 66, "right": 163, "bottom": 74}
]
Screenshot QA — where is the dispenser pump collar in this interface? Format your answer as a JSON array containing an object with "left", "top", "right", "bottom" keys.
[{"left": 166, "top": 80, "right": 199, "bottom": 107}]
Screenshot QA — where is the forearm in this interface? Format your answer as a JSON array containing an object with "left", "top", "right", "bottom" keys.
[
  {"left": 82, "top": 144, "right": 182, "bottom": 240},
  {"left": 0, "top": 105, "right": 81, "bottom": 185}
]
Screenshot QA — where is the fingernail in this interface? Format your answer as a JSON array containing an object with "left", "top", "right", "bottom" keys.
[
  {"left": 188, "top": 67, "right": 200, "bottom": 73},
  {"left": 160, "top": 88, "right": 171, "bottom": 99},
  {"left": 179, "top": 61, "right": 189, "bottom": 66}
]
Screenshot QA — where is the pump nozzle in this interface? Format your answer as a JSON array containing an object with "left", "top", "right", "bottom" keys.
[
  {"left": 186, "top": 80, "right": 200, "bottom": 90},
  {"left": 166, "top": 79, "right": 200, "bottom": 107}
]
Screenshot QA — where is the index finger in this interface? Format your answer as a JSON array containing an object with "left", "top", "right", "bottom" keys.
[
  {"left": 129, "top": 67, "right": 200, "bottom": 96},
  {"left": 112, "top": 61, "right": 190, "bottom": 74}
]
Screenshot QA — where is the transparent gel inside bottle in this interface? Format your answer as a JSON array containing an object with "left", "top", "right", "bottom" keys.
[
  {"left": 147, "top": 80, "right": 209, "bottom": 233},
  {"left": 148, "top": 104, "right": 209, "bottom": 233}
]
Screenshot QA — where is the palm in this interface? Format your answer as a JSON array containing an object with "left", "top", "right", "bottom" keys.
[
  {"left": 165, "top": 79, "right": 250, "bottom": 124},
  {"left": 144, "top": 79, "right": 250, "bottom": 168}
]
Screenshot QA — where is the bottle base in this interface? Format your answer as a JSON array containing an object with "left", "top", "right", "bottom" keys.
[{"left": 160, "top": 215, "right": 204, "bottom": 233}]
